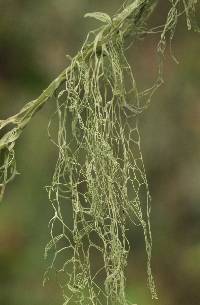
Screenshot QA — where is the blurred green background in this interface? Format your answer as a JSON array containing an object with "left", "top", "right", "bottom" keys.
[{"left": 0, "top": 1, "right": 199, "bottom": 305}]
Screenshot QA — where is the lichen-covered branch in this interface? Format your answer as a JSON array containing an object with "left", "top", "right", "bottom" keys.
[
  {"left": 0, "top": 0, "right": 155, "bottom": 200},
  {"left": 0, "top": 1, "right": 199, "bottom": 304}
]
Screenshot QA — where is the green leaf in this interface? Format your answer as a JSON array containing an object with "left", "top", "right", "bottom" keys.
[{"left": 84, "top": 12, "right": 112, "bottom": 24}]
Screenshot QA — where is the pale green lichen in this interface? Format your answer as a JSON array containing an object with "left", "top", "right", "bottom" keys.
[{"left": 0, "top": 1, "right": 199, "bottom": 304}]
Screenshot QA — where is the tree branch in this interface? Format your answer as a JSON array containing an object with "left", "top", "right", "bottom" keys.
[
  {"left": 0, "top": 0, "right": 156, "bottom": 146},
  {"left": 0, "top": 0, "right": 157, "bottom": 198}
]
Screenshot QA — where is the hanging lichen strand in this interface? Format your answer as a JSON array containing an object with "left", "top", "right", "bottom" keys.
[
  {"left": 0, "top": 1, "right": 199, "bottom": 304},
  {"left": 46, "top": 18, "right": 156, "bottom": 305}
]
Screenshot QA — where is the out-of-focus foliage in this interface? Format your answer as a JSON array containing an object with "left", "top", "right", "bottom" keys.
[{"left": 0, "top": 1, "right": 199, "bottom": 305}]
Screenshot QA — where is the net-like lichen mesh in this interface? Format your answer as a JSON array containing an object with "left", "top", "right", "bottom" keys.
[
  {"left": 0, "top": 1, "right": 199, "bottom": 304},
  {"left": 45, "top": 33, "right": 156, "bottom": 304},
  {"left": 43, "top": 2, "right": 199, "bottom": 304}
]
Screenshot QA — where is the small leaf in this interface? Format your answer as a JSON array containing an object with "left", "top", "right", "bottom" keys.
[{"left": 84, "top": 12, "right": 112, "bottom": 24}]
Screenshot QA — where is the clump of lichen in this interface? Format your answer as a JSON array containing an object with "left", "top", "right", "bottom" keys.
[
  {"left": 0, "top": 1, "right": 199, "bottom": 304},
  {"left": 44, "top": 1, "right": 199, "bottom": 304}
]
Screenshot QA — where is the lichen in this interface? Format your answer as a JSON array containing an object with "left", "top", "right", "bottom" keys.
[{"left": 0, "top": 1, "right": 199, "bottom": 304}]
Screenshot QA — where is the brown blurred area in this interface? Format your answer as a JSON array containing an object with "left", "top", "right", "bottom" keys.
[{"left": 0, "top": 1, "right": 200, "bottom": 305}]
